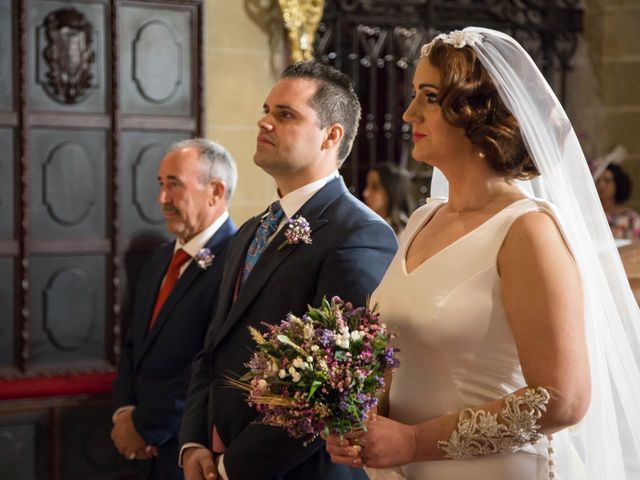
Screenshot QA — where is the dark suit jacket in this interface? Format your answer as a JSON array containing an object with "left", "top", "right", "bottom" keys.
[
  {"left": 180, "top": 178, "right": 398, "bottom": 480},
  {"left": 113, "top": 217, "right": 236, "bottom": 479}
]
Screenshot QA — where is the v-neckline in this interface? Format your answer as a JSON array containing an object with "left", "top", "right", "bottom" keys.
[{"left": 402, "top": 198, "right": 530, "bottom": 276}]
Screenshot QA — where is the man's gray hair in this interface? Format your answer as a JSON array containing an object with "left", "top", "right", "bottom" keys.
[{"left": 169, "top": 138, "right": 238, "bottom": 202}]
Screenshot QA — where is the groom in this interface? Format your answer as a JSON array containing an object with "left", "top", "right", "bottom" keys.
[{"left": 179, "top": 61, "right": 398, "bottom": 479}]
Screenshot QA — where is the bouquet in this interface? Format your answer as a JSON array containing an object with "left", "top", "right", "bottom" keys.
[{"left": 228, "top": 296, "right": 399, "bottom": 444}]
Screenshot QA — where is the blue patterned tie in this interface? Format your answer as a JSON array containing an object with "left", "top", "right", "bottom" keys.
[{"left": 241, "top": 201, "right": 284, "bottom": 285}]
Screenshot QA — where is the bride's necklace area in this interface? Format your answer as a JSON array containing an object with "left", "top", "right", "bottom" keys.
[
  {"left": 446, "top": 204, "right": 490, "bottom": 215},
  {"left": 444, "top": 196, "right": 506, "bottom": 216},
  {"left": 444, "top": 182, "right": 521, "bottom": 216}
]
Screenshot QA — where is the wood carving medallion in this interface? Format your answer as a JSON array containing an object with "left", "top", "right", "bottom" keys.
[{"left": 42, "top": 8, "right": 95, "bottom": 104}]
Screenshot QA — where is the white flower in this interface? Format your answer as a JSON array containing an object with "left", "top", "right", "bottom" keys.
[
  {"left": 257, "top": 379, "right": 268, "bottom": 390},
  {"left": 293, "top": 357, "right": 309, "bottom": 369},
  {"left": 194, "top": 248, "right": 215, "bottom": 269},
  {"left": 436, "top": 30, "right": 484, "bottom": 49},
  {"left": 291, "top": 371, "right": 302, "bottom": 383},
  {"left": 279, "top": 216, "right": 312, "bottom": 250},
  {"left": 311, "top": 345, "right": 319, "bottom": 352},
  {"left": 303, "top": 323, "right": 314, "bottom": 339},
  {"left": 335, "top": 333, "right": 350, "bottom": 349},
  {"left": 306, "top": 356, "right": 314, "bottom": 363},
  {"left": 289, "top": 366, "right": 297, "bottom": 375},
  {"left": 350, "top": 330, "right": 364, "bottom": 341},
  {"left": 279, "top": 369, "right": 287, "bottom": 379}
]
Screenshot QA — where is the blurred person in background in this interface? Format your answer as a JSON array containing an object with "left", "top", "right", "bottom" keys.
[
  {"left": 596, "top": 163, "right": 640, "bottom": 240},
  {"left": 363, "top": 162, "right": 414, "bottom": 235}
]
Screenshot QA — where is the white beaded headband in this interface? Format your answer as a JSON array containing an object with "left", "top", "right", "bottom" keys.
[{"left": 421, "top": 30, "right": 484, "bottom": 57}]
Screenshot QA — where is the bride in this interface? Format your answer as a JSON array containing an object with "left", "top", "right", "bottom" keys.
[{"left": 326, "top": 27, "right": 640, "bottom": 479}]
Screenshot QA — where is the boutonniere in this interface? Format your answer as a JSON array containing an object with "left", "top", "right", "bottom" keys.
[
  {"left": 278, "top": 216, "right": 313, "bottom": 251},
  {"left": 194, "top": 248, "right": 215, "bottom": 269}
]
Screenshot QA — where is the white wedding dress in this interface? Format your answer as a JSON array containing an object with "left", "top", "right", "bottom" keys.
[{"left": 369, "top": 197, "right": 586, "bottom": 480}]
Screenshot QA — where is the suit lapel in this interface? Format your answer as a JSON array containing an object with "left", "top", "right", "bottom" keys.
[
  {"left": 214, "top": 214, "right": 262, "bottom": 322},
  {"left": 132, "top": 242, "right": 175, "bottom": 356},
  {"left": 137, "top": 219, "right": 236, "bottom": 363},
  {"left": 213, "top": 177, "right": 347, "bottom": 350}
]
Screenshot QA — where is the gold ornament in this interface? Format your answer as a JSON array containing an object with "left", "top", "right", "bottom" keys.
[{"left": 278, "top": 0, "right": 324, "bottom": 62}]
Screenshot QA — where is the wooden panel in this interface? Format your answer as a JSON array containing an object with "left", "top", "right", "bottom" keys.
[
  {"left": 120, "top": 115, "right": 195, "bottom": 131},
  {"left": 27, "top": 0, "right": 108, "bottom": 113},
  {"left": 119, "top": 131, "right": 187, "bottom": 244},
  {"left": 0, "top": 128, "right": 14, "bottom": 240},
  {"left": 0, "top": 411, "right": 48, "bottom": 480},
  {"left": 0, "top": 1, "right": 13, "bottom": 111},
  {"left": 0, "top": 0, "right": 203, "bottom": 476},
  {"left": 0, "top": 241, "right": 18, "bottom": 256},
  {"left": 0, "top": 113, "right": 18, "bottom": 126},
  {"left": 59, "top": 402, "right": 135, "bottom": 479},
  {"left": 0, "top": 257, "right": 15, "bottom": 368},
  {"left": 29, "top": 112, "right": 110, "bottom": 129},
  {"left": 29, "top": 255, "right": 107, "bottom": 370},
  {"left": 119, "top": 4, "right": 193, "bottom": 116},
  {"left": 30, "top": 129, "right": 106, "bottom": 240}
]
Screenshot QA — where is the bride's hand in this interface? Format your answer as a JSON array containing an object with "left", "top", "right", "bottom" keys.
[
  {"left": 324, "top": 430, "right": 366, "bottom": 468},
  {"left": 325, "top": 415, "right": 417, "bottom": 469}
]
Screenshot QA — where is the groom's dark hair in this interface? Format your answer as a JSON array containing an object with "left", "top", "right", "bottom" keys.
[{"left": 281, "top": 61, "right": 361, "bottom": 166}]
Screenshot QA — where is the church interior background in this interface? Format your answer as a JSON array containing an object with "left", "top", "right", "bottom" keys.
[{"left": 0, "top": 0, "right": 638, "bottom": 478}]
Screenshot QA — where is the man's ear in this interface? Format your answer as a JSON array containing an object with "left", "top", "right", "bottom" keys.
[
  {"left": 209, "top": 180, "right": 226, "bottom": 206},
  {"left": 322, "top": 123, "right": 345, "bottom": 151}
]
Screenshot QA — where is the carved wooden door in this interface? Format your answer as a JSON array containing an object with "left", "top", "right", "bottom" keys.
[{"left": 0, "top": 1, "right": 204, "bottom": 478}]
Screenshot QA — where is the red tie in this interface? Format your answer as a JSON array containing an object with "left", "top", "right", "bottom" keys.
[
  {"left": 149, "top": 249, "right": 191, "bottom": 329},
  {"left": 212, "top": 425, "right": 226, "bottom": 454}
]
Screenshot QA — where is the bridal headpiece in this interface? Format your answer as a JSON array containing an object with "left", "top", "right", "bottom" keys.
[{"left": 421, "top": 30, "right": 484, "bottom": 56}]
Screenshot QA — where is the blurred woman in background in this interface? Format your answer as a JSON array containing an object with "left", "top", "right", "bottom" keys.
[
  {"left": 363, "top": 162, "right": 414, "bottom": 235},
  {"left": 596, "top": 163, "right": 640, "bottom": 240}
]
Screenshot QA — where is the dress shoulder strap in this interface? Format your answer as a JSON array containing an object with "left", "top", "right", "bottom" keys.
[{"left": 484, "top": 197, "right": 566, "bottom": 261}]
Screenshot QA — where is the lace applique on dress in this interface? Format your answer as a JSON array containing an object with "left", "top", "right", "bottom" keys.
[{"left": 438, "top": 387, "right": 550, "bottom": 460}]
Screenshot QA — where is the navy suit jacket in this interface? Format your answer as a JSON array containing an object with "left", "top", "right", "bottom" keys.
[
  {"left": 113, "top": 218, "right": 236, "bottom": 476},
  {"left": 180, "top": 178, "right": 398, "bottom": 480}
]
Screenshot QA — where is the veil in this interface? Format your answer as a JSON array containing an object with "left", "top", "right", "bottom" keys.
[{"left": 430, "top": 27, "right": 640, "bottom": 478}]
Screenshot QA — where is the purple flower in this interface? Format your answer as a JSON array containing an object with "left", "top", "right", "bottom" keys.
[
  {"left": 278, "top": 216, "right": 312, "bottom": 251},
  {"left": 382, "top": 347, "right": 401, "bottom": 369},
  {"left": 318, "top": 329, "right": 335, "bottom": 347},
  {"left": 194, "top": 248, "right": 214, "bottom": 269}
]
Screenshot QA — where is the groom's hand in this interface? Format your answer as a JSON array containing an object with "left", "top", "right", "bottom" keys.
[{"left": 183, "top": 447, "right": 218, "bottom": 480}]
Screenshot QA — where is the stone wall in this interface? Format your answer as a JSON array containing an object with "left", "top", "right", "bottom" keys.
[
  {"left": 575, "top": 0, "right": 640, "bottom": 208},
  {"left": 205, "top": 0, "right": 286, "bottom": 223}
]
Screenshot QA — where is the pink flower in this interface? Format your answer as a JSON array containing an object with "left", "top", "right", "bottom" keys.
[{"left": 278, "top": 216, "right": 312, "bottom": 250}]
